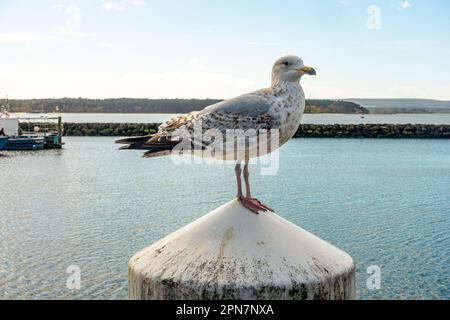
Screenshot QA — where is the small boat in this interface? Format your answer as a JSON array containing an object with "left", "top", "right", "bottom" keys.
[
  {"left": 0, "top": 106, "right": 63, "bottom": 151},
  {"left": 0, "top": 137, "right": 8, "bottom": 151},
  {"left": 3, "top": 136, "right": 45, "bottom": 151}
]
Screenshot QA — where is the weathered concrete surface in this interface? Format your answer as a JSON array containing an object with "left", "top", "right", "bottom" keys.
[{"left": 129, "top": 200, "right": 356, "bottom": 300}]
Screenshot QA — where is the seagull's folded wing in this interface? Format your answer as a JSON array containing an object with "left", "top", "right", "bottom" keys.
[
  {"left": 116, "top": 92, "right": 275, "bottom": 157},
  {"left": 198, "top": 93, "right": 273, "bottom": 120}
]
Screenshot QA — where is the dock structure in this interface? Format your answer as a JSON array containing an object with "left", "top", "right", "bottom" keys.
[
  {"left": 2, "top": 116, "right": 64, "bottom": 150},
  {"left": 19, "top": 116, "right": 64, "bottom": 149},
  {"left": 129, "top": 200, "right": 356, "bottom": 300}
]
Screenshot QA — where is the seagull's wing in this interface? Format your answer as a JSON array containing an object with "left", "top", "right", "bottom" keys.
[
  {"left": 198, "top": 93, "right": 273, "bottom": 120},
  {"left": 116, "top": 92, "right": 274, "bottom": 157},
  {"left": 166, "top": 93, "right": 274, "bottom": 134}
]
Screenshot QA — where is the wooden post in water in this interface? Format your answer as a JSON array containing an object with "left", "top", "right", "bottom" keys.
[
  {"left": 57, "top": 116, "right": 62, "bottom": 146},
  {"left": 128, "top": 200, "right": 356, "bottom": 300}
]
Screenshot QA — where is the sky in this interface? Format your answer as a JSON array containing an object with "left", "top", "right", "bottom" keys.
[{"left": 0, "top": 0, "right": 449, "bottom": 100}]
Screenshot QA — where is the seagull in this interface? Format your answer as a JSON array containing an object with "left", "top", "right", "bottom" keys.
[{"left": 116, "top": 55, "right": 316, "bottom": 214}]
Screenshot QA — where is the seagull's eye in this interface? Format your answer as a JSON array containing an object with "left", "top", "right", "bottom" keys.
[{"left": 283, "top": 62, "right": 289, "bottom": 66}]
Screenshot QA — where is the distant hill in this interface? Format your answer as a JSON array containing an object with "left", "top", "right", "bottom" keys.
[
  {"left": 306, "top": 100, "right": 368, "bottom": 114},
  {"left": 6, "top": 98, "right": 368, "bottom": 114},
  {"left": 348, "top": 99, "right": 450, "bottom": 113}
]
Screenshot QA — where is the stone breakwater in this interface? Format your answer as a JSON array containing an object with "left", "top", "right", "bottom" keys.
[
  {"left": 20, "top": 122, "right": 450, "bottom": 139},
  {"left": 295, "top": 124, "right": 450, "bottom": 139}
]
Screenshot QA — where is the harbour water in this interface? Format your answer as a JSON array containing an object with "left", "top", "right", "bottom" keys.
[
  {"left": 1, "top": 137, "right": 449, "bottom": 300},
  {"left": 11, "top": 112, "right": 450, "bottom": 125}
]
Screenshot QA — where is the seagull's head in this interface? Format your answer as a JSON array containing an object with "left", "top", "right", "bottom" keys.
[{"left": 272, "top": 55, "right": 316, "bottom": 86}]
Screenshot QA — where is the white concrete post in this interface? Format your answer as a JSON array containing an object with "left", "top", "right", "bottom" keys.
[{"left": 128, "top": 200, "right": 356, "bottom": 300}]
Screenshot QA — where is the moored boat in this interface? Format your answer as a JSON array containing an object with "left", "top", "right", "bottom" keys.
[
  {"left": 3, "top": 136, "right": 45, "bottom": 151},
  {"left": 0, "top": 104, "right": 64, "bottom": 151},
  {"left": 0, "top": 137, "right": 8, "bottom": 151}
]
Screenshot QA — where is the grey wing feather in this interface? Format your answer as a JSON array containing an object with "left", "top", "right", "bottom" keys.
[
  {"left": 158, "top": 92, "right": 274, "bottom": 137},
  {"left": 198, "top": 93, "right": 272, "bottom": 118}
]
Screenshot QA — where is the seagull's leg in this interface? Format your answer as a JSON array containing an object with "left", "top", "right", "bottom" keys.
[
  {"left": 238, "top": 162, "right": 273, "bottom": 214},
  {"left": 243, "top": 162, "right": 252, "bottom": 198},
  {"left": 235, "top": 162, "right": 243, "bottom": 198},
  {"left": 236, "top": 161, "right": 258, "bottom": 213}
]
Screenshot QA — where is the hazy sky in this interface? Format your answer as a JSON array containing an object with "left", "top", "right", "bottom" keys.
[{"left": 1, "top": 0, "right": 449, "bottom": 100}]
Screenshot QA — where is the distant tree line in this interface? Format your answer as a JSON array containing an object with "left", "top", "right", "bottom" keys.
[
  {"left": 306, "top": 100, "right": 368, "bottom": 114},
  {"left": 367, "top": 107, "right": 450, "bottom": 114},
  {"left": 7, "top": 98, "right": 368, "bottom": 114},
  {"left": 8, "top": 98, "right": 223, "bottom": 114}
]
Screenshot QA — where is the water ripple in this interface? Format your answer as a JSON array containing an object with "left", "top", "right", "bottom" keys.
[{"left": 1, "top": 137, "right": 449, "bottom": 299}]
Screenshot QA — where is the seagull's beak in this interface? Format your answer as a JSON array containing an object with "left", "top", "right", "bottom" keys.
[{"left": 297, "top": 66, "right": 317, "bottom": 76}]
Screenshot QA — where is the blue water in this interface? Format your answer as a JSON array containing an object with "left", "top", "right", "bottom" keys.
[
  {"left": 11, "top": 112, "right": 450, "bottom": 125},
  {"left": 1, "top": 137, "right": 449, "bottom": 300}
]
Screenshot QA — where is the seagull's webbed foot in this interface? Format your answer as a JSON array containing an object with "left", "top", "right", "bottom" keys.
[{"left": 238, "top": 197, "right": 273, "bottom": 214}]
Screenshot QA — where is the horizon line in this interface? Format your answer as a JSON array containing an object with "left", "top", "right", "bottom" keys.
[{"left": 3, "top": 97, "right": 450, "bottom": 102}]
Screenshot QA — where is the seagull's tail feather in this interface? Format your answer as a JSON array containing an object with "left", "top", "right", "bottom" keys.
[
  {"left": 116, "top": 134, "right": 179, "bottom": 158},
  {"left": 139, "top": 140, "right": 180, "bottom": 158},
  {"left": 143, "top": 150, "right": 172, "bottom": 158},
  {"left": 115, "top": 135, "right": 152, "bottom": 145}
]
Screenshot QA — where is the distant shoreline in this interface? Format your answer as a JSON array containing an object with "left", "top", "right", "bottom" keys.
[
  {"left": 3, "top": 98, "right": 368, "bottom": 114},
  {"left": 6, "top": 97, "right": 450, "bottom": 114},
  {"left": 11, "top": 110, "right": 450, "bottom": 115},
  {"left": 366, "top": 109, "right": 450, "bottom": 114}
]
